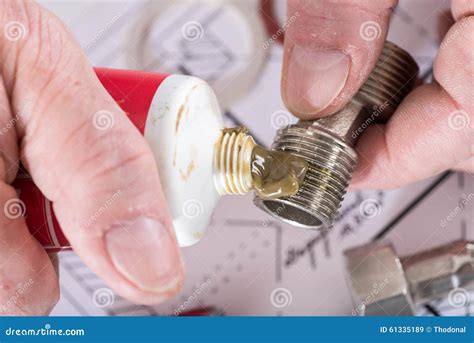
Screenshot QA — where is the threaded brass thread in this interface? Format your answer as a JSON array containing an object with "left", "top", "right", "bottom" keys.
[{"left": 213, "top": 127, "right": 256, "bottom": 195}]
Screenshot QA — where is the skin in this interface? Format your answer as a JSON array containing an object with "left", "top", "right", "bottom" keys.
[
  {"left": 0, "top": 1, "right": 184, "bottom": 315},
  {"left": 0, "top": 0, "right": 471, "bottom": 314},
  {"left": 282, "top": 0, "right": 473, "bottom": 189}
]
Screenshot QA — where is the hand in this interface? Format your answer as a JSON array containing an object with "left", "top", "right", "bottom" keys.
[
  {"left": 282, "top": 0, "right": 473, "bottom": 188},
  {"left": 0, "top": 0, "right": 183, "bottom": 315}
]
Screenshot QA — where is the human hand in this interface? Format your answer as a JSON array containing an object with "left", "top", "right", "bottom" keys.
[
  {"left": 281, "top": 0, "right": 473, "bottom": 189},
  {"left": 0, "top": 0, "right": 183, "bottom": 315}
]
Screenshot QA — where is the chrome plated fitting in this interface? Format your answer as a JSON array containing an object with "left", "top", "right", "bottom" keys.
[
  {"left": 344, "top": 240, "right": 474, "bottom": 316},
  {"left": 255, "top": 41, "right": 419, "bottom": 229}
]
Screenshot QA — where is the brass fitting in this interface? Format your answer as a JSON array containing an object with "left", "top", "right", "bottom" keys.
[
  {"left": 254, "top": 41, "right": 419, "bottom": 230},
  {"left": 214, "top": 127, "right": 257, "bottom": 194},
  {"left": 213, "top": 127, "right": 308, "bottom": 198}
]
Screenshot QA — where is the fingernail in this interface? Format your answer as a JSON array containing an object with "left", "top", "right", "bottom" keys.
[
  {"left": 105, "top": 217, "right": 182, "bottom": 293},
  {"left": 283, "top": 47, "right": 350, "bottom": 114}
]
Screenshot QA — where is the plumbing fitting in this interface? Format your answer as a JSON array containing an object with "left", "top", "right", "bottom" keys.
[
  {"left": 344, "top": 240, "right": 474, "bottom": 316},
  {"left": 254, "top": 41, "right": 419, "bottom": 229}
]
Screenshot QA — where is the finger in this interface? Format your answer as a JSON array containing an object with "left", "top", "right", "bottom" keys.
[
  {"left": 454, "top": 157, "right": 474, "bottom": 172},
  {"left": 0, "top": 78, "right": 20, "bottom": 183},
  {"left": 351, "top": 16, "right": 473, "bottom": 188},
  {"left": 351, "top": 84, "right": 471, "bottom": 189},
  {"left": 0, "top": 66, "right": 58, "bottom": 316},
  {"left": 0, "top": 184, "right": 59, "bottom": 315},
  {"left": 0, "top": 103, "right": 59, "bottom": 315},
  {"left": 1, "top": 1, "right": 183, "bottom": 304},
  {"left": 281, "top": 0, "right": 397, "bottom": 119},
  {"left": 434, "top": 16, "right": 474, "bottom": 111},
  {"left": 451, "top": 0, "right": 474, "bottom": 20}
]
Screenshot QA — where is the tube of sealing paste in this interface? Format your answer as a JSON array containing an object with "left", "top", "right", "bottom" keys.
[
  {"left": 14, "top": 68, "right": 226, "bottom": 251},
  {"left": 13, "top": 68, "right": 308, "bottom": 252}
]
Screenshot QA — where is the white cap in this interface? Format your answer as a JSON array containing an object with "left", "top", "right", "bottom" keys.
[{"left": 144, "top": 74, "right": 223, "bottom": 247}]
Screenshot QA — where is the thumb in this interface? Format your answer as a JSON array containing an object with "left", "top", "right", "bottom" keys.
[
  {"left": 282, "top": 0, "right": 397, "bottom": 119},
  {"left": 1, "top": 1, "right": 183, "bottom": 304}
]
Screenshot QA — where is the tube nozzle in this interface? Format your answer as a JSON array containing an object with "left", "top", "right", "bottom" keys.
[{"left": 213, "top": 127, "right": 308, "bottom": 198}]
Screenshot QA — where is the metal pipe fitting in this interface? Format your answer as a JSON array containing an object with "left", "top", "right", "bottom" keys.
[
  {"left": 344, "top": 240, "right": 474, "bottom": 316},
  {"left": 254, "top": 41, "right": 419, "bottom": 229}
]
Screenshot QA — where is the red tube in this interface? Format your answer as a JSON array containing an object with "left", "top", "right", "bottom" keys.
[{"left": 12, "top": 68, "right": 169, "bottom": 252}]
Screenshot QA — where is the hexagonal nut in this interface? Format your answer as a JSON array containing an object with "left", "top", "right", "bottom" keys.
[
  {"left": 401, "top": 240, "right": 474, "bottom": 304},
  {"left": 344, "top": 243, "right": 415, "bottom": 316}
]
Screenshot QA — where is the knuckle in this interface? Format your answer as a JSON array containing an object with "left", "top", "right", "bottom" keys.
[
  {"left": 1, "top": 0, "right": 80, "bottom": 94},
  {"left": 68, "top": 124, "right": 154, "bottom": 194}
]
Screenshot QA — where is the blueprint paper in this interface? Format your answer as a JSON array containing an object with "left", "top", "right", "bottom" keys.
[{"left": 32, "top": 0, "right": 474, "bottom": 316}]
